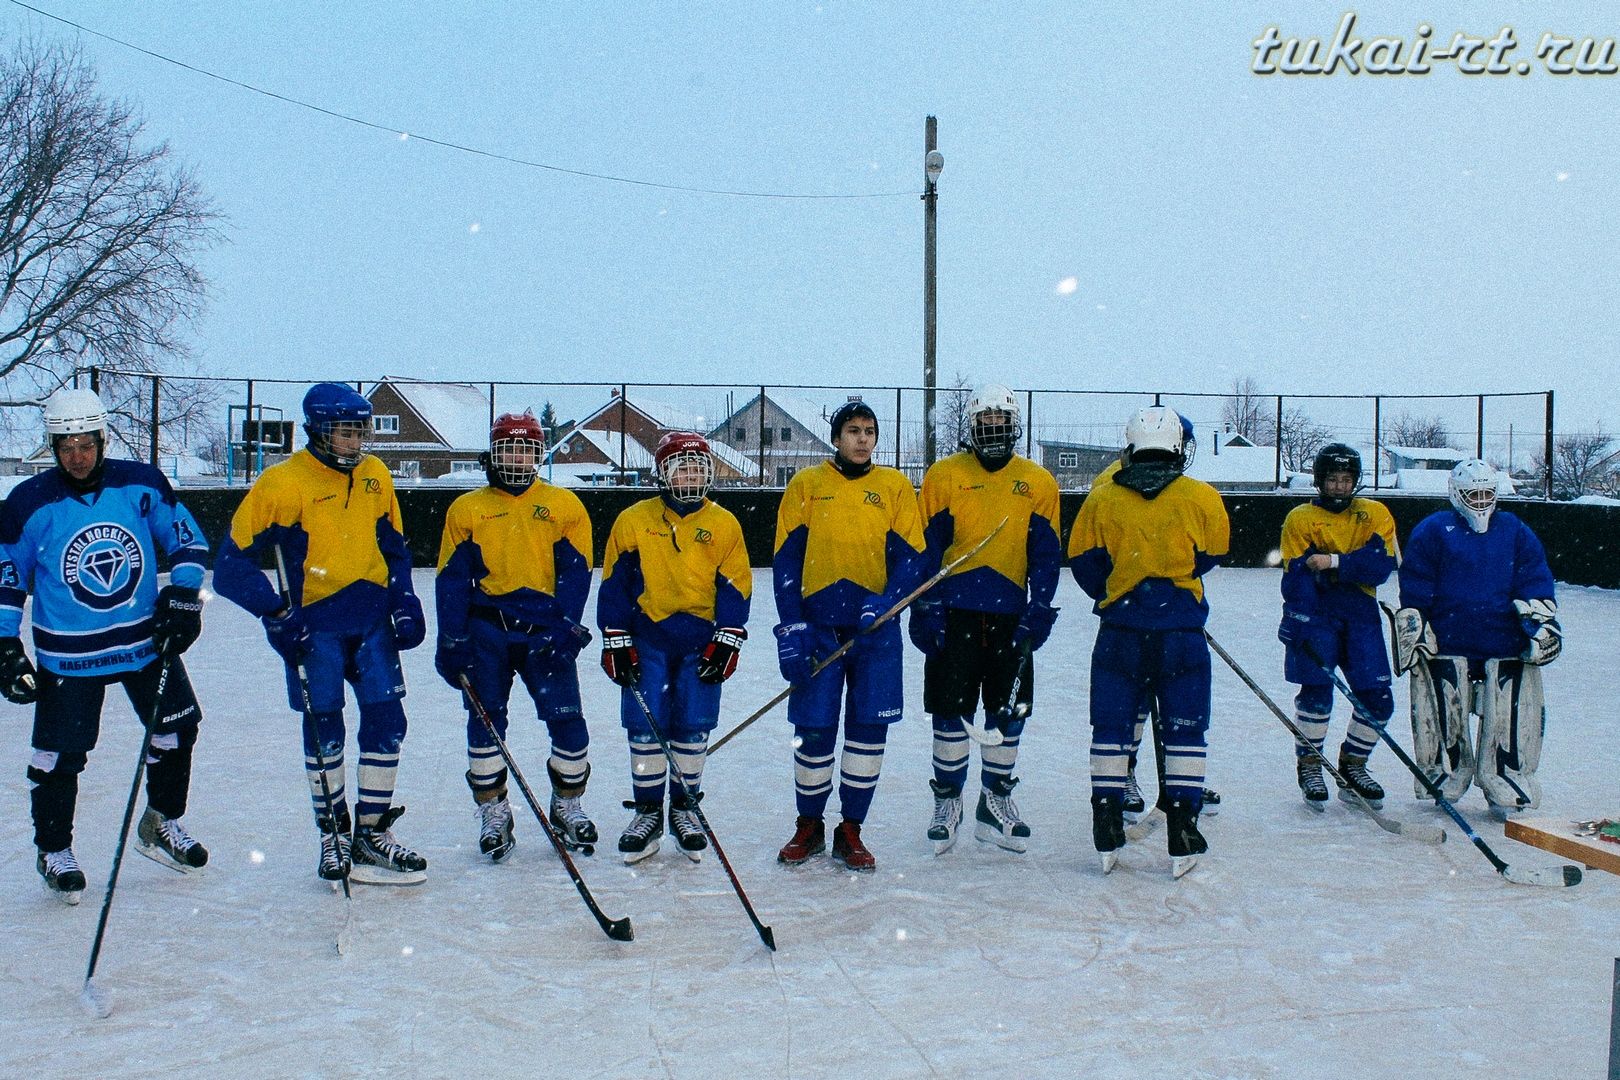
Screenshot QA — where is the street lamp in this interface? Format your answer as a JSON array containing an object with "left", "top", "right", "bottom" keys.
[{"left": 923, "top": 117, "right": 943, "bottom": 469}]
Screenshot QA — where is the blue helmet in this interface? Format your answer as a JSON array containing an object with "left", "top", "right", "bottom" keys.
[{"left": 302, "top": 382, "right": 371, "bottom": 471}]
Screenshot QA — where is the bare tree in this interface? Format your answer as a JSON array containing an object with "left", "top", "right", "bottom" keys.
[
  {"left": 1278, "top": 406, "right": 1332, "bottom": 472},
  {"left": 934, "top": 371, "right": 973, "bottom": 453},
  {"left": 0, "top": 41, "right": 217, "bottom": 418},
  {"left": 1531, "top": 428, "right": 1618, "bottom": 499},
  {"left": 1221, "top": 376, "right": 1267, "bottom": 443},
  {"left": 1386, "top": 411, "right": 1451, "bottom": 449}
]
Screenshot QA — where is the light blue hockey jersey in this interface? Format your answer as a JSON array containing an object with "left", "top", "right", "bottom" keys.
[{"left": 0, "top": 461, "right": 208, "bottom": 676}]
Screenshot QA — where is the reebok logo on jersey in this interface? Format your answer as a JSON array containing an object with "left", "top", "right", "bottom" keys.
[
  {"left": 863, "top": 490, "right": 885, "bottom": 508},
  {"left": 533, "top": 505, "right": 552, "bottom": 520},
  {"left": 61, "top": 523, "right": 144, "bottom": 612}
]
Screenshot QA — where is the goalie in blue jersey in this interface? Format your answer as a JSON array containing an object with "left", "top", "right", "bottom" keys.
[{"left": 0, "top": 388, "right": 211, "bottom": 903}]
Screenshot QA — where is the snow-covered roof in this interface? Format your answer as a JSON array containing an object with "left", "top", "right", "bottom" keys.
[
  {"left": 1187, "top": 443, "right": 1277, "bottom": 485},
  {"left": 631, "top": 399, "right": 710, "bottom": 432},
  {"left": 1385, "top": 445, "right": 1467, "bottom": 465},
  {"left": 375, "top": 380, "right": 490, "bottom": 451},
  {"left": 542, "top": 462, "right": 635, "bottom": 487},
  {"left": 558, "top": 426, "right": 655, "bottom": 470},
  {"left": 706, "top": 439, "right": 756, "bottom": 477},
  {"left": 768, "top": 393, "right": 833, "bottom": 438}
]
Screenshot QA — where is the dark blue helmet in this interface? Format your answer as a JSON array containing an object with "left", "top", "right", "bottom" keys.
[
  {"left": 829, "top": 399, "right": 878, "bottom": 440},
  {"left": 1312, "top": 442, "right": 1361, "bottom": 512},
  {"left": 302, "top": 382, "right": 371, "bottom": 472}
]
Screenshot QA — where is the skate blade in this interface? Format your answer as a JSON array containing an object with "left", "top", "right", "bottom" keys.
[
  {"left": 621, "top": 841, "right": 660, "bottom": 865},
  {"left": 43, "top": 880, "right": 83, "bottom": 905},
  {"left": 1100, "top": 850, "right": 1119, "bottom": 875},
  {"left": 680, "top": 847, "right": 704, "bottom": 864},
  {"left": 1337, "top": 789, "right": 1384, "bottom": 811},
  {"left": 1172, "top": 854, "right": 1199, "bottom": 879},
  {"left": 135, "top": 841, "right": 204, "bottom": 875},
  {"left": 1302, "top": 798, "right": 1327, "bottom": 814},
  {"left": 929, "top": 832, "right": 958, "bottom": 856},
  {"left": 973, "top": 820, "right": 1029, "bottom": 853},
  {"left": 349, "top": 865, "right": 427, "bottom": 887}
]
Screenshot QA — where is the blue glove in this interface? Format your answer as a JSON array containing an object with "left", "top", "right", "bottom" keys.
[
  {"left": 908, "top": 600, "right": 947, "bottom": 656},
  {"left": 775, "top": 621, "right": 836, "bottom": 684},
  {"left": 263, "top": 608, "right": 312, "bottom": 663},
  {"left": 390, "top": 593, "right": 426, "bottom": 651},
  {"left": 534, "top": 619, "right": 592, "bottom": 663},
  {"left": 435, "top": 633, "right": 471, "bottom": 689},
  {"left": 858, "top": 595, "right": 888, "bottom": 632},
  {"left": 1013, "top": 601, "right": 1058, "bottom": 651},
  {"left": 1278, "top": 607, "right": 1311, "bottom": 647}
]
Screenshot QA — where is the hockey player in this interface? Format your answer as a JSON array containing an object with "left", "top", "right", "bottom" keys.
[
  {"left": 774, "top": 399, "right": 925, "bottom": 872},
  {"left": 435, "top": 412, "right": 596, "bottom": 862},
  {"left": 597, "top": 432, "right": 751, "bottom": 864},
  {"left": 214, "top": 382, "right": 428, "bottom": 885},
  {"left": 1068, "top": 406, "right": 1228, "bottom": 876},
  {"left": 1278, "top": 444, "right": 1399, "bottom": 811},
  {"left": 0, "top": 387, "right": 210, "bottom": 902},
  {"left": 912, "top": 383, "right": 1060, "bottom": 854},
  {"left": 1395, "top": 458, "right": 1558, "bottom": 820}
]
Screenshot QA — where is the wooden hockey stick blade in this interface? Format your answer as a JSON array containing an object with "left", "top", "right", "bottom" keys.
[
  {"left": 708, "top": 516, "right": 1010, "bottom": 755},
  {"left": 80, "top": 977, "right": 114, "bottom": 1019},
  {"left": 1124, "top": 807, "right": 1165, "bottom": 842},
  {"left": 960, "top": 716, "right": 1004, "bottom": 747}
]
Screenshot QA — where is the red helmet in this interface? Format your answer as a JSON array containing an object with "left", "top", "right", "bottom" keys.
[
  {"left": 654, "top": 431, "right": 714, "bottom": 504},
  {"left": 487, "top": 411, "right": 546, "bottom": 489}
]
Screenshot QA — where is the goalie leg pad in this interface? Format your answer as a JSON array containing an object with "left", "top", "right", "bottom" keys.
[
  {"left": 1409, "top": 656, "right": 1474, "bottom": 802},
  {"left": 1474, "top": 660, "right": 1544, "bottom": 812}
]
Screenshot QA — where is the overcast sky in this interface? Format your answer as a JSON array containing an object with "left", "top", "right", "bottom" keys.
[{"left": 6, "top": 2, "right": 1617, "bottom": 434}]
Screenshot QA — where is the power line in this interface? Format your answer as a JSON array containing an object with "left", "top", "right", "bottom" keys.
[{"left": 9, "top": 0, "right": 919, "bottom": 201}]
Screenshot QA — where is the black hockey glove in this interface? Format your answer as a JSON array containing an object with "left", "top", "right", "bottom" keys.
[
  {"left": 1278, "top": 607, "right": 1311, "bottom": 647},
  {"left": 697, "top": 627, "right": 746, "bottom": 684},
  {"left": 1013, "top": 601, "right": 1058, "bottom": 651},
  {"left": 600, "top": 631, "right": 640, "bottom": 687},
  {"left": 390, "top": 592, "right": 426, "bottom": 651},
  {"left": 152, "top": 584, "right": 204, "bottom": 656},
  {"left": 435, "top": 633, "right": 471, "bottom": 689},
  {"left": 0, "top": 636, "right": 38, "bottom": 705},
  {"left": 263, "top": 608, "right": 312, "bottom": 663}
]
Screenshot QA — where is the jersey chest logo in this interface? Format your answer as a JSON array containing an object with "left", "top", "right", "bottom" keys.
[
  {"left": 363, "top": 478, "right": 381, "bottom": 494},
  {"left": 863, "top": 490, "right": 885, "bottom": 508},
  {"left": 61, "top": 523, "right": 144, "bottom": 611},
  {"left": 532, "top": 505, "right": 552, "bottom": 520}
]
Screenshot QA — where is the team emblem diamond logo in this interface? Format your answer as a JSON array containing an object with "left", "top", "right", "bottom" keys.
[{"left": 61, "top": 523, "right": 144, "bottom": 611}]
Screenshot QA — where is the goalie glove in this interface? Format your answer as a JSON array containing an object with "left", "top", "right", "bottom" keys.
[
  {"left": 1390, "top": 607, "right": 1438, "bottom": 674},
  {"left": 1514, "top": 598, "right": 1562, "bottom": 666},
  {"left": 600, "top": 630, "right": 640, "bottom": 687},
  {"left": 696, "top": 627, "right": 746, "bottom": 684}
]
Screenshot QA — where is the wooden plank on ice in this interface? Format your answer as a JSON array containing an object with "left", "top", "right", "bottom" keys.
[{"left": 1504, "top": 817, "right": 1620, "bottom": 878}]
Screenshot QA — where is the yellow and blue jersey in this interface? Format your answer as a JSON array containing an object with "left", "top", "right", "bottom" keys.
[
  {"left": 0, "top": 461, "right": 208, "bottom": 675},
  {"left": 774, "top": 461, "right": 925, "bottom": 628},
  {"left": 920, "top": 451, "right": 1061, "bottom": 612},
  {"left": 1279, "top": 496, "right": 1398, "bottom": 616},
  {"left": 596, "top": 495, "right": 751, "bottom": 652},
  {"left": 213, "top": 450, "right": 410, "bottom": 634},
  {"left": 435, "top": 480, "right": 592, "bottom": 638},
  {"left": 1067, "top": 472, "right": 1229, "bottom": 629}
]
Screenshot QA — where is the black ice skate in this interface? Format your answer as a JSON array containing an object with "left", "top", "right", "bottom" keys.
[
  {"left": 136, "top": 808, "right": 208, "bottom": 873},
  {"left": 668, "top": 790, "right": 707, "bottom": 862},
  {"left": 974, "top": 776, "right": 1031, "bottom": 853},
  {"left": 1336, "top": 751, "right": 1385, "bottom": 810},
  {"left": 927, "top": 779, "right": 963, "bottom": 855},
  {"left": 618, "top": 801, "right": 663, "bottom": 864},
  {"left": 548, "top": 762, "right": 597, "bottom": 855},
  {"left": 1297, "top": 757, "right": 1330, "bottom": 812},
  {"left": 316, "top": 807, "right": 353, "bottom": 885},
  {"left": 38, "top": 847, "right": 86, "bottom": 904},
  {"left": 1092, "top": 793, "right": 1126, "bottom": 874},
  {"left": 1166, "top": 798, "right": 1207, "bottom": 879},
  {"left": 351, "top": 806, "right": 427, "bottom": 886}
]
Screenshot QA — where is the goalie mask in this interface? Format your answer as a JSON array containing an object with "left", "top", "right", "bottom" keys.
[
  {"left": 1312, "top": 442, "right": 1362, "bottom": 513},
  {"left": 484, "top": 411, "right": 546, "bottom": 493},
  {"left": 964, "top": 383, "right": 1022, "bottom": 466},
  {"left": 1448, "top": 458, "right": 1499, "bottom": 533},
  {"left": 44, "top": 386, "right": 109, "bottom": 491},
  {"left": 302, "top": 382, "right": 372, "bottom": 473},
  {"left": 655, "top": 430, "right": 714, "bottom": 506}
]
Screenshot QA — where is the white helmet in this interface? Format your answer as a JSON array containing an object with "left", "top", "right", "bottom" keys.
[
  {"left": 1449, "top": 459, "right": 1499, "bottom": 533},
  {"left": 1124, "top": 405, "right": 1185, "bottom": 465},
  {"left": 44, "top": 387, "right": 107, "bottom": 437},
  {"left": 964, "top": 382, "right": 1022, "bottom": 461}
]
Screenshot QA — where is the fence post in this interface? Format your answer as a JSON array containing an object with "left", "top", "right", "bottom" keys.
[
  {"left": 618, "top": 384, "right": 627, "bottom": 484},
  {"left": 758, "top": 386, "right": 767, "bottom": 486},
  {"left": 149, "top": 375, "right": 160, "bottom": 468},
  {"left": 1544, "top": 390, "right": 1555, "bottom": 499},
  {"left": 1373, "top": 396, "right": 1382, "bottom": 491},
  {"left": 1273, "top": 395, "right": 1283, "bottom": 488},
  {"left": 244, "top": 379, "right": 256, "bottom": 483},
  {"left": 1475, "top": 395, "right": 1485, "bottom": 458},
  {"left": 1024, "top": 389, "right": 1034, "bottom": 460},
  {"left": 893, "top": 386, "right": 902, "bottom": 471}
]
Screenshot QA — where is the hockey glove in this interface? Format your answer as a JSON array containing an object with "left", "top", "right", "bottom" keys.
[
  {"left": 857, "top": 595, "right": 888, "bottom": 632},
  {"left": 0, "top": 636, "right": 37, "bottom": 705},
  {"left": 152, "top": 584, "right": 204, "bottom": 656},
  {"left": 534, "top": 619, "right": 591, "bottom": 663},
  {"left": 1013, "top": 601, "right": 1059, "bottom": 651},
  {"left": 1390, "top": 606, "right": 1438, "bottom": 673},
  {"left": 600, "top": 630, "right": 640, "bottom": 687},
  {"left": 390, "top": 592, "right": 427, "bottom": 651},
  {"left": 697, "top": 627, "right": 746, "bottom": 684},
  {"left": 1278, "top": 607, "right": 1312, "bottom": 647},
  {"left": 262, "top": 608, "right": 312, "bottom": 663},
  {"left": 1514, "top": 598, "right": 1562, "bottom": 666},
  {"left": 775, "top": 621, "right": 836, "bottom": 684},
  {"left": 907, "top": 600, "right": 947, "bottom": 656},
  {"left": 435, "top": 633, "right": 472, "bottom": 689}
]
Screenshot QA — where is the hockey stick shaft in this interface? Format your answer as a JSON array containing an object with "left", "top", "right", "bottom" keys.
[
  {"left": 459, "top": 675, "right": 634, "bottom": 941},
  {"left": 627, "top": 685, "right": 775, "bottom": 950},
  {"left": 1300, "top": 641, "right": 1579, "bottom": 887},
  {"left": 1204, "top": 631, "right": 1444, "bottom": 844},
  {"left": 275, "top": 545, "right": 354, "bottom": 911},
  {"left": 708, "top": 515, "right": 1010, "bottom": 755},
  {"left": 83, "top": 652, "right": 172, "bottom": 995}
]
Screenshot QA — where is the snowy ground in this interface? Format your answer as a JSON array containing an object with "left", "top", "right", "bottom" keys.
[{"left": 2, "top": 567, "right": 1616, "bottom": 1080}]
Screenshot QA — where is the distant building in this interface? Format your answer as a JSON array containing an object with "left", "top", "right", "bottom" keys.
[
  {"left": 363, "top": 378, "right": 490, "bottom": 480},
  {"left": 707, "top": 392, "right": 835, "bottom": 486},
  {"left": 546, "top": 389, "right": 752, "bottom": 487},
  {"left": 1035, "top": 439, "right": 1120, "bottom": 489},
  {"left": 1037, "top": 425, "right": 1281, "bottom": 492},
  {"left": 1382, "top": 445, "right": 1469, "bottom": 493}
]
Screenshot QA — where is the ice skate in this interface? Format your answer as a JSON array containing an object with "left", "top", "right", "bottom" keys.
[
  {"left": 1297, "top": 757, "right": 1329, "bottom": 812},
  {"left": 1167, "top": 799, "right": 1207, "bottom": 879},
  {"left": 315, "top": 807, "right": 352, "bottom": 885},
  {"left": 974, "top": 776, "right": 1031, "bottom": 853},
  {"left": 1121, "top": 772, "right": 1145, "bottom": 822},
  {"left": 548, "top": 763, "right": 597, "bottom": 855},
  {"left": 136, "top": 808, "right": 208, "bottom": 873},
  {"left": 618, "top": 801, "right": 663, "bottom": 864},
  {"left": 476, "top": 795, "right": 516, "bottom": 863},
  {"left": 1336, "top": 751, "right": 1385, "bottom": 810},
  {"left": 351, "top": 806, "right": 427, "bottom": 886},
  {"left": 668, "top": 790, "right": 707, "bottom": 862},
  {"left": 38, "top": 847, "right": 85, "bottom": 904},
  {"left": 927, "top": 780, "right": 963, "bottom": 855},
  {"left": 831, "top": 820, "right": 875, "bottom": 872},
  {"left": 1093, "top": 792, "right": 1125, "bottom": 874}
]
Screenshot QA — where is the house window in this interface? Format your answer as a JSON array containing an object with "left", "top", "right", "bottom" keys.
[
  {"left": 734, "top": 427, "right": 746, "bottom": 442},
  {"left": 780, "top": 427, "right": 792, "bottom": 442},
  {"left": 397, "top": 460, "right": 419, "bottom": 479},
  {"left": 373, "top": 414, "right": 399, "bottom": 435},
  {"left": 761, "top": 430, "right": 773, "bottom": 446},
  {"left": 1058, "top": 452, "right": 1079, "bottom": 468},
  {"left": 449, "top": 460, "right": 480, "bottom": 474},
  {"left": 775, "top": 465, "right": 793, "bottom": 486}
]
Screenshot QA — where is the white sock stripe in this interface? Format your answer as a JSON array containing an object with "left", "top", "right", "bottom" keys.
[
  {"left": 839, "top": 775, "right": 879, "bottom": 790},
  {"left": 842, "top": 739, "right": 886, "bottom": 754},
  {"left": 794, "top": 751, "right": 836, "bottom": 768},
  {"left": 551, "top": 744, "right": 588, "bottom": 761},
  {"left": 982, "top": 746, "right": 1019, "bottom": 770},
  {"left": 1297, "top": 708, "right": 1332, "bottom": 722},
  {"left": 357, "top": 753, "right": 399, "bottom": 769},
  {"left": 795, "top": 778, "right": 833, "bottom": 797}
]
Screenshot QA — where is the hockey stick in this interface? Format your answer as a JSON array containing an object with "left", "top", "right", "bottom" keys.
[
  {"left": 708, "top": 516, "right": 1010, "bottom": 756},
  {"left": 274, "top": 545, "right": 355, "bottom": 955},
  {"left": 1204, "top": 631, "right": 1445, "bottom": 845},
  {"left": 627, "top": 685, "right": 775, "bottom": 951},
  {"left": 459, "top": 675, "right": 634, "bottom": 942},
  {"left": 1300, "top": 641, "right": 1580, "bottom": 887},
  {"left": 964, "top": 637, "right": 1031, "bottom": 748},
  {"left": 80, "top": 652, "right": 173, "bottom": 1019}
]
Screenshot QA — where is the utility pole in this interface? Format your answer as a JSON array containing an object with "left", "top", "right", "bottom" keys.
[{"left": 923, "top": 116, "right": 943, "bottom": 469}]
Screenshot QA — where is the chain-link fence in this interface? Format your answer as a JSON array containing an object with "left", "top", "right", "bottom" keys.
[{"left": 38, "top": 367, "right": 1578, "bottom": 499}]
